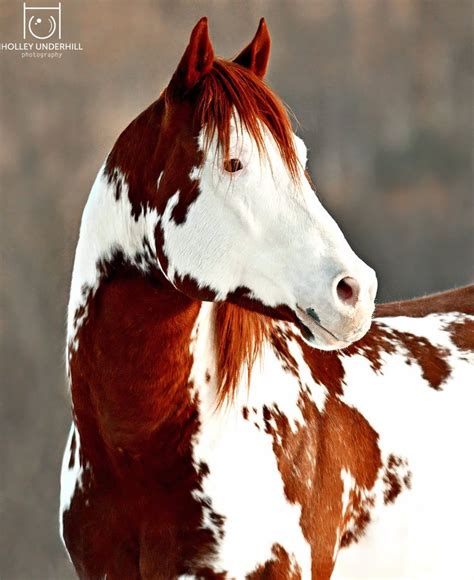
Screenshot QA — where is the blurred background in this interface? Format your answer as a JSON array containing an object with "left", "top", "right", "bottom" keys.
[{"left": 1, "top": 0, "right": 472, "bottom": 577}]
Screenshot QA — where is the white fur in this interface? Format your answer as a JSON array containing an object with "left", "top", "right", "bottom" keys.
[
  {"left": 59, "top": 422, "right": 83, "bottom": 555},
  {"left": 332, "top": 312, "right": 474, "bottom": 579},
  {"left": 160, "top": 123, "right": 377, "bottom": 349},
  {"left": 332, "top": 468, "right": 357, "bottom": 562},
  {"left": 185, "top": 306, "right": 474, "bottom": 577},
  {"left": 188, "top": 304, "right": 313, "bottom": 577},
  {"left": 66, "top": 167, "right": 160, "bottom": 352}
]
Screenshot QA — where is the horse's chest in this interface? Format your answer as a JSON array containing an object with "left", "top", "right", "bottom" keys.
[
  {"left": 189, "top": 344, "right": 321, "bottom": 577},
  {"left": 193, "top": 408, "right": 311, "bottom": 576}
]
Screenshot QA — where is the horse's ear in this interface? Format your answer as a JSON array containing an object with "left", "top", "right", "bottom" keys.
[
  {"left": 168, "top": 17, "right": 214, "bottom": 97},
  {"left": 233, "top": 18, "right": 271, "bottom": 79}
]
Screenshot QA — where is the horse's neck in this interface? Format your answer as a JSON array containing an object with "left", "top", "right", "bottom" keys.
[
  {"left": 69, "top": 270, "right": 205, "bottom": 466},
  {"left": 66, "top": 164, "right": 202, "bottom": 458}
]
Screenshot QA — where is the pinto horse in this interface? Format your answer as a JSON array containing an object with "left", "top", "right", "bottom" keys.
[{"left": 60, "top": 18, "right": 474, "bottom": 579}]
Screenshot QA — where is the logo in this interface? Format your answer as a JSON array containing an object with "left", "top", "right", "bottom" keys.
[
  {"left": 23, "top": 2, "right": 61, "bottom": 40},
  {"left": 1, "top": 1, "right": 82, "bottom": 58}
]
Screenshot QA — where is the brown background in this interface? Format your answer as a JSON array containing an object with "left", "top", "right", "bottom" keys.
[{"left": 1, "top": 1, "right": 473, "bottom": 578}]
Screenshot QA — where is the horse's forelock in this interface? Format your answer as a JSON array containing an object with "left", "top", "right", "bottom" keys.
[{"left": 195, "top": 59, "right": 300, "bottom": 180}]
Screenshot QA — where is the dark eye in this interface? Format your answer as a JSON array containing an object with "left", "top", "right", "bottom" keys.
[{"left": 224, "top": 158, "right": 243, "bottom": 173}]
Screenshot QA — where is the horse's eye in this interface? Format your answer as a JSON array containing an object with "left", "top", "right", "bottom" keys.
[{"left": 224, "top": 158, "right": 243, "bottom": 173}]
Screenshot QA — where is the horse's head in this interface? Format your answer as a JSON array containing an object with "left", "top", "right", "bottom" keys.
[{"left": 107, "top": 18, "right": 377, "bottom": 350}]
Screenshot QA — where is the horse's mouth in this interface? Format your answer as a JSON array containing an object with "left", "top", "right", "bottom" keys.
[
  {"left": 295, "top": 305, "right": 370, "bottom": 350},
  {"left": 295, "top": 317, "right": 317, "bottom": 343}
]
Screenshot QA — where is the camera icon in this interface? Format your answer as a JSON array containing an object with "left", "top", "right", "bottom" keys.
[{"left": 23, "top": 2, "right": 61, "bottom": 40}]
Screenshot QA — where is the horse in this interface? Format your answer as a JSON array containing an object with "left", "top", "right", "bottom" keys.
[{"left": 60, "top": 18, "right": 474, "bottom": 579}]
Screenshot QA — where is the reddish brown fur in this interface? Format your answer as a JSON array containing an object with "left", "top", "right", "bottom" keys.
[
  {"left": 346, "top": 321, "right": 451, "bottom": 390},
  {"left": 383, "top": 455, "right": 412, "bottom": 505},
  {"left": 446, "top": 318, "right": 474, "bottom": 353},
  {"left": 240, "top": 371, "right": 383, "bottom": 578},
  {"left": 375, "top": 285, "right": 474, "bottom": 317},
  {"left": 234, "top": 18, "right": 271, "bottom": 81},
  {"left": 66, "top": 270, "right": 229, "bottom": 578},
  {"left": 246, "top": 544, "right": 302, "bottom": 579},
  {"left": 214, "top": 303, "right": 270, "bottom": 404},
  {"left": 339, "top": 493, "right": 374, "bottom": 549}
]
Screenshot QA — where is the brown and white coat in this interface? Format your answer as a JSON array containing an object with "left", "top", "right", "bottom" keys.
[{"left": 60, "top": 18, "right": 474, "bottom": 580}]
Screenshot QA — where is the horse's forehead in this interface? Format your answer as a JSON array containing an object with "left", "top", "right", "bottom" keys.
[
  {"left": 197, "top": 114, "right": 306, "bottom": 162},
  {"left": 196, "top": 118, "right": 259, "bottom": 156}
]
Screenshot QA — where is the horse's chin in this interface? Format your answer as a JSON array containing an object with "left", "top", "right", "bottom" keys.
[{"left": 295, "top": 315, "right": 372, "bottom": 351}]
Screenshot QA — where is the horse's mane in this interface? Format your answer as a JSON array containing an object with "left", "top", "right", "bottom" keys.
[
  {"left": 214, "top": 303, "right": 270, "bottom": 404},
  {"left": 189, "top": 58, "right": 299, "bottom": 402}
]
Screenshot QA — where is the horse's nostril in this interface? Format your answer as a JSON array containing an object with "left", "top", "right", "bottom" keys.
[{"left": 336, "top": 277, "right": 359, "bottom": 306}]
